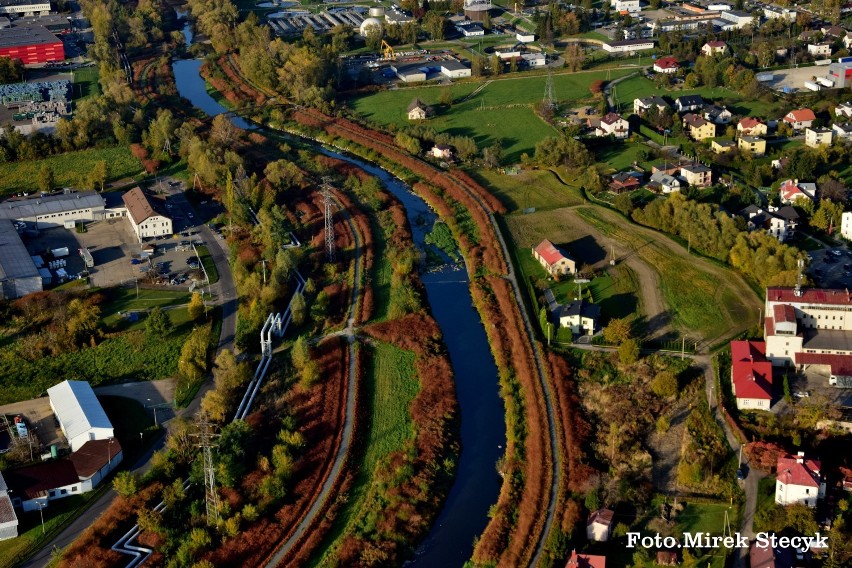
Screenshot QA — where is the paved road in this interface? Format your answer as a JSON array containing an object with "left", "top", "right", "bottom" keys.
[{"left": 264, "top": 193, "right": 362, "bottom": 567}]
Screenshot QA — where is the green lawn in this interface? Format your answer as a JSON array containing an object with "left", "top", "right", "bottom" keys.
[
  {"left": 349, "top": 69, "right": 633, "bottom": 162},
  {"left": 100, "top": 287, "right": 191, "bottom": 328},
  {"left": 196, "top": 245, "right": 219, "bottom": 285},
  {"left": 310, "top": 341, "right": 419, "bottom": 567},
  {"left": 474, "top": 168, "right": 584, "bottom": 212},
  {"left": 0, "top": 146, "right": 142, "bottom": 196},
  {"left": 72, "top": 66, "right": 100, "bottom": 101},
  {"left": 597, "top": 141, "right": 650, "bottom": 172}
]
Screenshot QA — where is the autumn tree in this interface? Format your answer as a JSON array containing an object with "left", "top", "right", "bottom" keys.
[
  {"left": 113, "top": 471, "right": 138, "bottom": 497},
  {"left": 87, "top": 160, "right": 108, "bottom": 191},
  {"left": 619, "top": 338, "right": 640, "bottom": 365},
  {"left": 290, "top": 292, "right": 306, "bottom": 326},
  {"left": 602, "top": 317, "right": 631, "bottom": 345},
  {"left": 37, "top": 164, "right": 55, "bottom": 193},
  {"left": 188, "top": 292, "right": 205, "bottom": 321}
]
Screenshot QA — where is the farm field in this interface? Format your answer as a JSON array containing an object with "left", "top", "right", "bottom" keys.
[
  {"left": 310, "top": 340, "right": 419, "bottom": 567},
  {"left": 0, "top": 146, "right": 142, "bottom": 196},
  {"left": 505, "top": 203, "right": 761, "bottom": 343},
  {"left": 349, "top": 69, "right": 633, "bottom": 161}
]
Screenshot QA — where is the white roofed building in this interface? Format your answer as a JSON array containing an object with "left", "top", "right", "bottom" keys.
[
  {"left": 0, "top": 472, "right": 17, "bottom": 541},
  {"left": 47, "top": 380, "right": 115, "bottom": 452}
]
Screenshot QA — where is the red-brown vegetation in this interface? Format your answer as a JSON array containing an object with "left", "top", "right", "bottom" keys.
[{"left": 745, "top": 440, "right": 784, "bottom": 471}]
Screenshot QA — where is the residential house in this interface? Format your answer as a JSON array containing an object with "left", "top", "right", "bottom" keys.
[
  {"left": 633, "top": 96, "right": 669, "bottom": 115},
  {"left": 48, "top": 380, "right": 115, "bottom": 452},
  {"left": 730, "top": 340, "right": 773, "bottom": 410},
  {"left": 596, "top": 112, "right": 630, "bottom": 139},
  {"left": 566, "top": 550, "right": 607, "bottom": 568},
  {"left": 648, "top": 171, "right": 682, "bottom": 193},
  {"left": 651, "top": 162, "right": 680, "bottom": 176},
  {"left": 407, "top": 98, "right": 431, "bottom": 120},
  {"left": 738, "top": 204, "right": 799, "bottom": 241},
  {"left": 0, "top": 472, "right": 17, "bottom": 541},
  {"left": 778, "top": 179, "right": 817, "bottom": 205},
  {"left": 680, "top": 163, "right": 713, "bottom": 187},
  {"left": 737, "top": 117, "right": 768, "bottom": 137},
  {"left": 822, "top": 24, "right": 847, "bottom": 39},
  {"left": 782, "top": 108, "right": 816, "bottom": 130},
  {"left": 558, "top": 301, "right": 601, "bottom": 336},
  {"left": 613, "top": 0, "right": 641, "bottom": 12},
  {"left": 683, "top": 113, "right": 716, "bottom": 140},
  {"left": 738, "top": 136, "right": 767, "bottom": 156},
  {"left": 805, "top": 127, "right": 834, "bottom": 148},
  {"left": 430, "top": 144, "right": 453, "bottom": 160},
  {"left": 776, "top": 452, "right": 826, "bottom": 507},
  {"left": 835, "top": 101, "right": 852, "bottom": 118},
  {"left": 675, "top": 95, "right": 704, "bottom": 113},
  {"left": 701, "top": 40, "right": 729, "bottom": 56},
  {"left": 532, "top": 239, "right": 575, "bottom": 276},
  {"left": 832, "top": 122, "right": 852, "bottom": 140},
  {"left": 587, "top": 508, "right": 614, "bottom": 542},
  {"left": 807, "top": 42, "right": 833, "bottom": 56},
  {"left": 711, "top": 140, "right": 736, "bottom": 153},
  {"left": 122, "top": 187, "right": 173, "bottom": 243},
  {"left": 703, "top": 104, "right": 732, "bottom": 124},
  {"left": 609, "top": 172, "right": 641, "bottom": 193},
  {"left": 653, "top": 56, "right": 679, "bottom": 74}
]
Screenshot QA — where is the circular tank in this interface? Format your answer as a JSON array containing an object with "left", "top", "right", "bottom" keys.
[
  {"left": 369, "top": 7, "right": 386, "bottom": 18},
  {"left": 360, "top": 17, "right": 383, "bottom": 37},
  {"left": 464, "top": 0, "right": 492, "bottom": 21}
]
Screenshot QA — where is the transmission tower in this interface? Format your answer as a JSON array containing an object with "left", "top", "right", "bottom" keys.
[
  {"left": 196, "top": 415, "right": 220, "bottom": 527},
  {"left": 544, "top": 68, "right": 555, "bottom": 109},
  {"left": 321, "top": 182, "right": 336, "bottom": 262}
]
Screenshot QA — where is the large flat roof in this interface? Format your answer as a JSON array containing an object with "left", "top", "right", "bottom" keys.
[
  {"left": 0, "top": 23, "right": 60, "bottom": 49},
  {"left": 47, "top": 380, "right": 113, "bottom": 443},
  {"left": 0, "top": 190, "right": 104, "bottom": 220},
  {"left": 0, "top": 219, "right": 38, "bottom": 281}
]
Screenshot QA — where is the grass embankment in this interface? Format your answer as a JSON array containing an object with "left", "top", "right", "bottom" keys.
[
  {"left": 0, "top": 146, "right": 142, "bottom": 196},
  {"left": 313, "top": 341, "right": 419, "bottom": 566},
  {"left": 196, "top": 245, "right": 220, "bottom": 285},
  {"left": 348, "top": 69, "right": 632, "bottom": 162}
]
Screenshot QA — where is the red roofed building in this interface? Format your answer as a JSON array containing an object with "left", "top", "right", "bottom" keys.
[
  {"left": 566, "top": 550, "right": 606, "bottom": 568},
  {"left": 737, "top": 117, "right": 768, "bottom": 137},
  {"left": 653, "top": 56, "right": 679, "bottom": 74},
  {"left": 595, "top": 112, "right": 629, "bottom": 139},
  {"left": 776, "top": 451, "right": 825, "bottom": 507},
  {"left": 532, "top": 239, "right": 576, "bottom": 276},
  {"left": 701, "top": 40, "right": 729, "bottom": 56},
  {"left": 730, "top": 340, "right": 773, "bottom": 410},
  {"left": 782, "top": 108, "right": 816, "bottom": 130},
  {"left": 778, "top": 179, "right": 816, "bottom": 204}
]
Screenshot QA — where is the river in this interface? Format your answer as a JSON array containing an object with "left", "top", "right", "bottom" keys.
[{"left": 171, "top": 35, "right": 505, "bottom": 565}]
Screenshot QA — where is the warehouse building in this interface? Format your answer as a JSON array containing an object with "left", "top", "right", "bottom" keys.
[
  {"left": 122, "top": 186, "right": 172, "bottom": 242},
  {"left": 47, "top": 380, "right": 115, "bottom": 452},
  {"left": 440, "top": 59, "right": 471, "bottom": 79},
  {"left": 0, "top": 23, "right": 63, "bottom": 64},
  {"left": 0, "top": 190, "right": 106, "bottom": 230},
  {"left": 0, "top": 218, "right": 41, "bottom": 299},
  {"left": 0, "top": 0, "right": 50, "bottom": 17}
]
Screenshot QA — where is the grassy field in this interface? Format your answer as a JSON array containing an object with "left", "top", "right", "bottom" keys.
[
  {"left": 0, "top": 146, "right": 142, "bottom": 196},
  {"left": 72, "top": 66, "right": 100, "bottom": 101},
  {"left": 349, "top": 69, "right": 633, "bottom": 162},
  {"left": 473, "top": 168, "right": 585, "bottom": 212},
  {"left": 100, "top": 287, "right": 191, "bottom": 328},
  {"left": 196, "top": 245, "right": 219, "bottom": 285},
  {"left": 597, "top": 140, "right": 649, "bottom": 172},
  {"left": 311, "top": 341, "right": 419, "bottom": 567}
]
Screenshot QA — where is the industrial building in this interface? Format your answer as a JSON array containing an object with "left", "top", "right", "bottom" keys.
[
  {"left": 0, "top": 0, "right": 50, "bottom": 17},
  {"left": 0, "top": 218, "right": 42, "bottom": 299},
  {"left": 0, "top": 190, "right": 106, "bottom": 230},
  {"left": 0, "top": 23, "right": 63, "bottom": 64},
  {"left": 47, "top": 380, "right": 115, "bottom": 453},
  {"left": 440, "top": 59, "right": 471, "bottom": 79},
  {"left": 122, "top": 186, "right": 173, "bottom": 242},
  {"left": 0, "top": 472, "right": 18, "bottom": 541}
]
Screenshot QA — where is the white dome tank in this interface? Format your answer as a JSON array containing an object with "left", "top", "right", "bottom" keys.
[
  {"left": 360, "top": 17, "right": 383, "bottom": 37},
  {"left": 369, "top": 7, "right": 386, "bottom": 17}
]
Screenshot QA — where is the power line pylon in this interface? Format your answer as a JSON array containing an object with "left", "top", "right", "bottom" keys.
[
  {"left": 321, "top": 181, "right": 336, "bottom": 262},
  {"left": 544, "top": 67, "right": 555, "bottom": 109},
  {"left": 195, "top": 415, "right": 220, "bottom": 527}
]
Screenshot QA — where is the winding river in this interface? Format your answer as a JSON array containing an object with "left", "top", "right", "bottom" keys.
[{"left": 171, "top": 40, "right": 505, "bottom": 566}]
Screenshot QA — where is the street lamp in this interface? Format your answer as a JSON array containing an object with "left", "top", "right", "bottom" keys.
[
  {"left": 147, "top": 398, "right": 158, "bottom": 427},
  {"left": 107, "top": 437, "right": 115, "bottom": 466},
  {"left": 37, "top": 501, "right": 46, "bottom": 534}
]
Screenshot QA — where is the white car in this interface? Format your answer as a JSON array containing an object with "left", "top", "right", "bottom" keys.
[{"left": 793, "top": 391, "right": 810, "bottom": 398}]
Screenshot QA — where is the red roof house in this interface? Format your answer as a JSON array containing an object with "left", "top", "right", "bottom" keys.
[
  {"left": 776, "top": 451, "right": 825, "bottom": 507},
  {"left": 730, "top": 340, "right": 773, "bottom": 410},
  {"left": 783, "top": 109, "right": 816, "bottom": 129},
  {"left": 778, "top": 179, "right": 816, "bottom": 204},
  {"left": 533, "top": 239, "right": 576, "bottom": 277},
  {"left": 566, "top": 550, "right": 606, "bottom": 568},
  {"left": 737, "top": 117, "right": 767, "bottom": 136},
  {"left": 653, "top": 56, "right": 680, "bottom": 74}
]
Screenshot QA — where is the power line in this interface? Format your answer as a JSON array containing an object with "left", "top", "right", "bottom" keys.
[
  {"left": 195, "top": 415, "right": 220, "bottom": 527},
  {"left": 321, "top": 180, "right": 336, "bottom": 262}
]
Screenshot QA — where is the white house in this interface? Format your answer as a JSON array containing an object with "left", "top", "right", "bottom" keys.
[
  {"left": 634, "top": 96, "right": 669, "bottom": 115},
  {"left": 653, "top": 56, "right": 679, "bottom": 74},
  {"left": 649, "top": 171, "right": 681, "bottom": 194},
  {"left": 778, "top": 179, "right": 816, "bottom": 204},
  {"left": 701, "top": 40, "right": 729, "bottom": 56},
  {"left": 587, "top": 508, "right": 614, "bottom": 542},
  {"left": 730, "top": 340, "right": 773, "bottom": 410},
  {"left": 0, "top": 472, "right": 18, "bottom": 541},
  {"left": 122, "top": 186, "right": 173, "bottom": 243},
  {"left": 675, "top": 95, "right": 704, "bottom": 113},
  {"left": 776, "top": 452, "right": 826, "bottom": 507},
  {"left": 805, "top": 127, "right": 833, "bottom": 148},
  {"left": 430, "top": 144, "right": 453, "bottom": 160},
  {"left": 533, "top": 239, "right": 575, "bottom": 276},
  {"left": 613, "top": 0, "right": 641, "bottom": 12},
  {"left": 841, "top": 211, "right": 852, "bottom": 240},
  {"left": 596, "top": 112, "right": 629, "bottom": 139},
  {"left": 47, "top": 380, "right": 115, "bottom": 452},
  {"left": 832, "top": 122, "right": 852, "bottom": 140},
  {"left": 782, "top": 108, "right": 816, "bottom": 130},
  {"left": 807, "top": 42, "right": 833, "bottom": 56},
  {"left": 558, "top": 301, "right": 601, "bottom": 336}
]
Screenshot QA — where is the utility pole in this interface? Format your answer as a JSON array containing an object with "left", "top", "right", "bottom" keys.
[
  {"left": 544, "top": 67, "right": 555, "bottom": 109},
  {"left": 681, "top": 336, "right": 685, "bottom": 359},
  {"left": 260, "top": 259, "right": 267, "bottom": 285},
  {"left": 196, "top": 415, "right": 220, "bottom": 527},
  {"left": 321, "top": 181, "right": 336, "bottom": 262}
]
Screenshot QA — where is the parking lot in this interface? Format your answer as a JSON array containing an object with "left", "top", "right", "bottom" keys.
[
  {"left": 0, "top": 398, "right": 66, "bottom": 453},
  {"left": 806, "top": 247, "right": 852, "bottom": 289}
]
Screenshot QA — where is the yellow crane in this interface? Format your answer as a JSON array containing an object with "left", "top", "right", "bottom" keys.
[{"left": 381, "top": 39, "right": 395, "bottom": 61}]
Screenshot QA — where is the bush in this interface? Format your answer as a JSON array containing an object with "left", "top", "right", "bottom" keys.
[
  {"left": 618, "top": 338, "right": 640, "bottom": 365},
  {"left": 113, "top": 471, "right": 139, "bottom": 497},
  {"left": 651, "top": 371, "right": 678, "bottom": 398},
  {"left": 656, "top": 416, "right": 670, "bottom": 433}
]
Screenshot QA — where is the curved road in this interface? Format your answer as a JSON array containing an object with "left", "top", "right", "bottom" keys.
[{"left": 264, "top": 193, "right": 362, "bottom": 567}]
